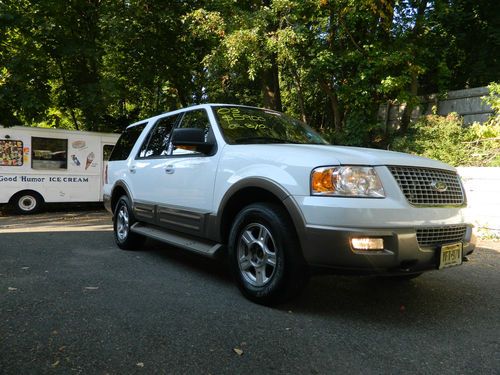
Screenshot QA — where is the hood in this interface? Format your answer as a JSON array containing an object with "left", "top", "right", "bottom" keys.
[{"left": 227, "top": 144, "right": 455, "bottom": 171}]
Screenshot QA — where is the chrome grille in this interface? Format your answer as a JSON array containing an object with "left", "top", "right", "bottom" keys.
[
  {"left": 416, "top": 225, "right": 467, "bottom": 248},
  {"left": 389, "top": 166, "right": 465, "bottom": 206}
]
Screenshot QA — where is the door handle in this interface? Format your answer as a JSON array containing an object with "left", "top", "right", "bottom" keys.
[
  {"left": 129, "top": 165, "right": 136, "bottom": 174},
  {"left": 165, "top": 165, "right": 175, "bottom": 174}
]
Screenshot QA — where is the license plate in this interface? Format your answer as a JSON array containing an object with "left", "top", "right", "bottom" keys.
[{"left": 439, "top": 243, "right": 463, "bottom": 269}]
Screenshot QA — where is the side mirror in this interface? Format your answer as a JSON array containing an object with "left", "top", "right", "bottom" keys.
[
  {"left": 172, "top": 128, "right": 205, "bottom": 144},
  {"left": 171, "top": 128, "right": 214, "bottom": 154}
]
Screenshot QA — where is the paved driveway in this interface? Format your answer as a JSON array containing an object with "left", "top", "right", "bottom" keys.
[{"left": 1, "top": 209, "right": 499, "bottom": 374}]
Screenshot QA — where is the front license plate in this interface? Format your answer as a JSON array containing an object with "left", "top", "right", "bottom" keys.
[{"left": 439, "top": 243, "right": 463, "bottom": 269}]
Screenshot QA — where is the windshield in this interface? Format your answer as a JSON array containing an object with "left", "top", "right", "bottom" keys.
[{"left": 212, "top": 106, "right": 328, "bottom": 145}]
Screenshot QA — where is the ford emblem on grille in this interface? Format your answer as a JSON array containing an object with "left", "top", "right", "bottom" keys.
[{"left": 430, "top": 180, "right": 448, "bottom": 192}]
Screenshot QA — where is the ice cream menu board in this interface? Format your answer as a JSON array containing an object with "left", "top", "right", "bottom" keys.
[{"left": 1, "top": 140, "right": 23, "bottom": 166}]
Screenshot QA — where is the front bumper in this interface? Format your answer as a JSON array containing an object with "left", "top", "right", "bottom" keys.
[{"left": 300, "top": 224, "right": 475, "bottom": 274}]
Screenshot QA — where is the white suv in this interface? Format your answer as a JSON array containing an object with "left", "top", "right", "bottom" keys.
[{"left": 104, "top": 104, "right": 475, "bottom": 304}]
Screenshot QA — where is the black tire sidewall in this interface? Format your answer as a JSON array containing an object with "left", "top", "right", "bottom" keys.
[
  {"left": 13, "top": 192, "right": 42, "bottom": 215},
  {"left": 113, "top": 195, "right": 137, "bottom": 248},
  {"left": 228, "top": 203, "right": 305, "bottom": 304}
]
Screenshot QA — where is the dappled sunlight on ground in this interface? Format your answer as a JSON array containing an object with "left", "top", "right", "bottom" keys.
[
  {"left": 0, "top": 210, "right": 112, "bottom": 233},
  {"left": 477, "top": 239, "right": 500, "bottom": 252}
]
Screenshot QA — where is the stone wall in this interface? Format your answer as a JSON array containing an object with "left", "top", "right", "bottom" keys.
[
  {"left": 457, "top": 167, "right": 500, "bottom": 237},
  {"left": 379, "top": 86, "right": 494, "bottom": 129}
]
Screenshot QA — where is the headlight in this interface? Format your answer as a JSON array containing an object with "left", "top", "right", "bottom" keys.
[{"left": 311, "top": 166, "right": 385, "bottom": 198}]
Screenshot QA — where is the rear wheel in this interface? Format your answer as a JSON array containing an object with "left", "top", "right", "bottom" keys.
[
  {"left": 228, "top": 202, "right": 309, "bottom": 305},
  {"left": 113, "top": 195, "right": 144, "bottom": 250},
  {"left": 11, "top": 191, "right": 43, "bottom": 214}
]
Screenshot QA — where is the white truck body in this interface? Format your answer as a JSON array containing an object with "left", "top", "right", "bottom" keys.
[{"left": 0, "top": 126, "right": 119, "bottom": 211}]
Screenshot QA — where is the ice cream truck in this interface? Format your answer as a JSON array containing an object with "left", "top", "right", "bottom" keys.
[{"left": 0, "top": 126, "right": 119, "bottom": 214}]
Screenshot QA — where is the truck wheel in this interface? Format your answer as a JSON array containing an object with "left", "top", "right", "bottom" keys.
[
  {"left": 113, "top": 195, "right": 144, "bottom": 250},
  {"left": 11, "top": 191, "right": 43, "bottom": 214},
  {"left": 228, "top": 202, "right": 309, "bottom": 305}
]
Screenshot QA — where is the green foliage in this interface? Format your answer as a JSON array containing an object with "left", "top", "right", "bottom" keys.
[
  {"left": 0, "top": 0, "right": 498, "bottom": 141},
  {"left": 391, "top": 113, "right": 500, "bottom": 167},
  {"left": 483, "top": 83, "right": 500, "bottom": 114}
]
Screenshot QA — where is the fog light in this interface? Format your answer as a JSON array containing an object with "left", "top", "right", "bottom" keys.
[{"left": 350, "top": 237, "right": 384, "bottom": 250}]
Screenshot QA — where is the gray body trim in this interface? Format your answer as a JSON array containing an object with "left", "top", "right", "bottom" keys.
[
  {"left": 300, "top": 224, "right": 475, "bottom": 273},
  {"left": 132, "top": 200, "right": 210, "bottom": 238},
  {"left": 108, "top": 176, "right": 476, "bottom": 274},
  {"left": 211, "top": 177, "right": 306, "bottom": 242}
]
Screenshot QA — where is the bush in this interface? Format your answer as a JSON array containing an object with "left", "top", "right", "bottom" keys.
[{"left": 391, "top": 113, "right": 500, "bottom": 167}]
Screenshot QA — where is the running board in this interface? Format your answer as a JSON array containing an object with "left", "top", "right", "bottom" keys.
[{"left": 130, "top": 222, "right": 222, "bottom": 258}]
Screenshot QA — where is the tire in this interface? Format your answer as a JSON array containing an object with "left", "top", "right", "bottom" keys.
[
  {"left": 113, "top": 195, "right": 144, "bottom": 250},
  {"left": 11, "top": 191, "right": 43, "bottom": 214},
  {"left": 228, "top": 202, "right": 309, "bottom": 305}
]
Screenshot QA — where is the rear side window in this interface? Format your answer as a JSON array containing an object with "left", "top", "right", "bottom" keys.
[
  {"left": 109, "top": 123, "right": 146, "bottom": 161},
  {"left": 103, "top": 144, "right": 114, "bottom": 161}
]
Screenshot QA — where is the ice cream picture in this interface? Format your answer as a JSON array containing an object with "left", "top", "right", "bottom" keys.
[
  {"left": 71, "top": 155, "right": 81, "bottom": 166},
  {"left": 72, "top": 140, "right": 86, "bottom": 149},
  {"left": 85, "top": 152, "right": 95, "bottom": 170}
]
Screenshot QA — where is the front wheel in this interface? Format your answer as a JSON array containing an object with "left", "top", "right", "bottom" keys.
[
  {"left": 113, "top": 195, "right": 144, "bottom": 250},
  {"left": 228, "top": 203, "right": 309, "bottom": 305}
]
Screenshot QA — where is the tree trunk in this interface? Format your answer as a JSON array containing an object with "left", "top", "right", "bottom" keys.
[
  {"left": 55, "top": 58, "right": 79, "bottom": 130},
  {"left": 400, "top": 0, "right": 428, "bottom": 134},
  {"left": 320, "top": 80, "right": 343, "bottom": 132},
  {"left": 291, "top": 68, "right": 307, "bottom": 123},
  {"left": 261, "top": 55, "right": 282, "bottom": 111}
]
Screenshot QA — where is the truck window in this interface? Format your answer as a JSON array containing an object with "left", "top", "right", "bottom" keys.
[
  {"left": 32, "top": 137, "right": 68, "bottom": 170},
  {"left": 172, "top": 109, "right": 212, "bottom": 156},
  {"left": 138, "top": 114, "right": 179, "bottom": 158},
  {"left": 103, "top": 144, "right": 114, "bottom": 161},
  {"left": 1, "top": 140, "right": 23, "bottom": 166},
  {"left": 109, "top": 123, "right": 146, "bottom": 161}
]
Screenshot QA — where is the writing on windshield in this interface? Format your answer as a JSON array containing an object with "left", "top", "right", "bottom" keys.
[{"left": 214, "top": 106, "right": 327, "bottom": 145}]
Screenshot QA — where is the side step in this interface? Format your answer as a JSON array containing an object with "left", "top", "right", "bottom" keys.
[{"left": 130, "top": 222, "right": 223, "bottom": 258}]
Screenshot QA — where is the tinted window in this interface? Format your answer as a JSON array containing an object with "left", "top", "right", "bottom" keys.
[
  {"left": 138, "top": 115, "right": 178, "bottom": 158},
  {"left": 213, "top": 106, "right": 327, "bottom": 145},
  {"left": 32, "top": 137, "right": 68, "bottom": 170},
  {"left": 103, "top": 144, "right": 114, "bottom": 161},
  {"left": 109, "top": 123, "right": 146, "bottom": 161},
  {"left": 1, "top": 140, "right": 23, "bottom": 166},
  {"left": 172, "top": 109, "right": 212, "bottom": 156}
]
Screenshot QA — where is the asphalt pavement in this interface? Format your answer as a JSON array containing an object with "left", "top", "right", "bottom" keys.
[{"left": 1, "top": 208, "right": 499, "bottom": 374}]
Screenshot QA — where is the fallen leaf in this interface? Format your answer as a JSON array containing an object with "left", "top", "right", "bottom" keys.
[
  {"left": 233, "top": 348, "right": 244, "bottom": 356},
  {"left": 51, "top": 360, "right": 60, "bottom": 368},
  {"left": 136, "top": 362, "right": 145, "bottom": 368},
  {"left": 8, "top": 287, "right": 17, "bottom": 292},
  {"left": 84, "top": 286, "right": 99, "bottom": 290}
]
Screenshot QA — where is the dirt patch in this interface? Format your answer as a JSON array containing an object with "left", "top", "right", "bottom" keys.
[{"left": 0, "top": 209, "right": 112, "bottom": 233}]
